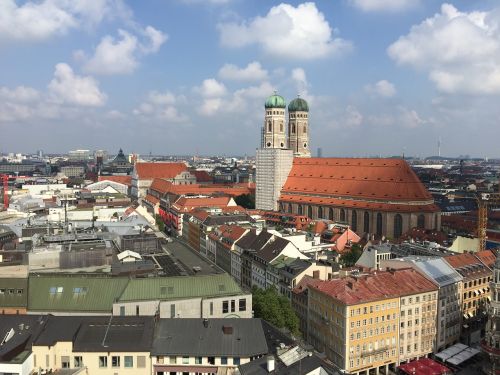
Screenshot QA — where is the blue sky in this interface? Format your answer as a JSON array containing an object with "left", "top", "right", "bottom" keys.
[{"left": 1, "top": 0, "right": 499, "bottom": 157}]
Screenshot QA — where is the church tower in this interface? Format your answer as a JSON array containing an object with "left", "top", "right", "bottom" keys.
[
  {"left": 287, "top": 96, "right": 310, "bottom": 157},
  {"left": 483, "top": 257, "right": 500, "bottom": 374},
  {"left": 261, "top": 92, "right": 287, "bottom": 149}
]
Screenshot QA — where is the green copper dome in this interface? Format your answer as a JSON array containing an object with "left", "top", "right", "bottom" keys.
[
  {"left": 288, "top": 97, "right": 309, "bottom": 112},
  {"left": 265, "top": 93, "right": 286, "bottom": 109}
]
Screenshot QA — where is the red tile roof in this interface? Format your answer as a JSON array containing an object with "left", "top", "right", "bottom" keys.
[
  {"left": 135, "top": 162, "right": 187, "bottom": 179},
  {"left": 398, "top": 358, "right": 451, "bottom": 375},
  {"left": 98, "top": 175, "right": 132, "bottom": 186},
  {"left": 144, "top": 194, "right": 160, "bottom": 205},
  {"left": 172, "top": 196, "right": 234, "bottom": 212},
  {"left": 151, "top": 180, "right": 254, "bottom": 197},
  {"left": 281, "top": 158, "right": 437, "bottom": 210},
  {"left": 475, "top": 250, "right": 496, "bottom": 268},
  {"left": 311, "top": 268, "right": 437, "bottom": 305},
  {"left": 191, "top": 170, "right": 213, "bottom": 183},
  {"left": 445, "top": 252, "right": 482, "bottom": 269}
]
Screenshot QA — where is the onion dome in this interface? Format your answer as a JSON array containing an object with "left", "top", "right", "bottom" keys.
[
  {"left": 288, "top": 96, "right": 309, "bottom": 112},
  {"left": 265, "top": 92, "right": 286, "bottom": 109}
]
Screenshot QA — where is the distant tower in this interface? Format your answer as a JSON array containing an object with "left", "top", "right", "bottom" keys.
[
  {"left": 287, "top": 96, "right": 311, "bottom": 157},
  {"left": 262, "top": 92, "right": 287, "bottom": 149},
  {"left": 317, "top": 147, "right": 322, "bottom": 158},
  {"left": 482, "top": 257, "right": 500, "bottom": 374}
]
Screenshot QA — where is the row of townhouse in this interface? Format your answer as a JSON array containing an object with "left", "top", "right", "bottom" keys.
[
  {"left": 204, "top": 227, "right": 334, "bottom": 298},
  {"left": 358, "top": 244, "right": 497, "bottom": 346},
  {"left": 294, "top": 251, "right": 498, "bottom": 375},
  {"left": 0, "top": 272, "right": 252, "bottom": 319},
  {"left": 304, "top": 268, "right": 439, "bottom": 375},
  {"left": 0, "top": 315, "right": 272, "bottom": 375}
]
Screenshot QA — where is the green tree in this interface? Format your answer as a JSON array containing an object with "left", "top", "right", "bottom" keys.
[
  {"left": 234, "top": 194, "right": 255, "bottom": 209},
  {"left": 252, "top": 286, "right": 300, "bottom": 335},
  {"left": 155, "top": 214, "right": 165, "bottom": 232},
  {"left": 340, "top": 243, "right": 363, "bottom": 267}
]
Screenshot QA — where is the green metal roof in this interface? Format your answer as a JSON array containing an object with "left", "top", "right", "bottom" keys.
[
  {"left": 118, "top": 273, "right": 244, "bottom": 302},
  {"left": 28, "top": 275, "right": 128, "bottom": 313},
  {"left": 0, "top": 278, "right": 28, "bottom": 308},
  {"left": 264, "top": 93, "right": 286, "bottom": 109},
  {"left": 288, "top": 97, "right": 309, "bottom": 112}
]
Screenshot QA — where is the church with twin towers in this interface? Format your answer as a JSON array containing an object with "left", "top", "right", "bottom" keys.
[{"left": 255, "top": 92, "right": 441, "bottom": 239}]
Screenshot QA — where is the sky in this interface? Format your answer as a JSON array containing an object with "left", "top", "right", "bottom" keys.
[{"left": 1, "top": 0, "right": 500, "bottom": 158}]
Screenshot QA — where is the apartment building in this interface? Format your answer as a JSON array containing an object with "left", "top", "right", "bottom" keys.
[
  {"left": 307, "top": 268, "right": 438, "bottom": 375},
  {"left": 382, "top": 257, "right": 463, "bottom": 351}
]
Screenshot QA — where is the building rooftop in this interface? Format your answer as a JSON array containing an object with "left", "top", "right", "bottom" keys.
[
  {"left": 398, "top": 256, "right": 464, "bottom": 287},
  {"left": 28, "top": 274, "right": 129, "bottom": 313},
  {"left": 151, "top": 318, "right": 268, "bottom": 357},
  {"left": 135, "top": 162, "right": 187, "bottom": 179},
  {"left": 117, "top": 273, "right": 244, "bottom": 302},
  {"left": 312, "top": 268, "right": 437, "bottom": 305}
]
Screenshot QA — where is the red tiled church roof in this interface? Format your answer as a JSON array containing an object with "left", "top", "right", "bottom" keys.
[
  {"left": 135, "top": 162, "right": 187, "bottom": 179},
  {"left": 282, "top": 158, "right": 433, "bottom": 203}
]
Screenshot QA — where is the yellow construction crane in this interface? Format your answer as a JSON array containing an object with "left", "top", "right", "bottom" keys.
[{"left": 476, "top": 193, "right": 500, "bottom": 252}]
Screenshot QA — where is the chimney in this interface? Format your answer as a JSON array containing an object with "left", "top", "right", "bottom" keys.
[
  {"left": 266, "top": 355, "right": 275, "bottom": 372},
  {"left": 222, "top": 325, "right": 233, "bottom": 335},
  {"left": 203, "top": 319, "right": 209, "bottom": 328}
]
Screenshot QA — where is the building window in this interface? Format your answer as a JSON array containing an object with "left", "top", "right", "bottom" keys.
[
  {"left": 99, "top": 356, "right": 108, "bottom": 368},
  {"left": 417, "top": 214, "right": 425, "bottom": 229},
  {"left": 394, "top": 214, "right": 403, "bottom": 238},
  {"left": 74, "top": 356, "right": 83, "bottom": 368},
  {"left": 239, "top": 298, "right": 246, "bottom": 312},
  {"left": 208, "top": 357, "right": 215, "bottom": 365},
  {"left": 329, "top": 208, "right": 334, "bottom": 220},
  {"left": 61, "top": 356, "right": 70, "bottom": 368},
  {"left": 195, "top": 357, "right": 203, "bottom": 364},
  {"left": 292, "top": 124, "right": 296, "bottom": 133},
  {"left": 340, "top": 209, "right": 346, "bottom": 222},
  {"left": 298, "top": 205, "right": 303, "bottom": 215},
  {"left": 136, "top": 305, "right": 139, "bottom": 316},
  {"left": 170, "top": 356, "right": 177, "bottom": 364},
  {"left": 221, "top": 357, "right": 228, "bottom": 365},
  {"left": 183, "top": 356, "right": 189, "bottom": 364},
  {"left": 364, "top": 211, "right": 370, "bottom": 233},
  {"left": 376, "top": 213, "right": 383, "bottom": 236},
  {"left": 112, "top": 356, "right": 120, "bottom": 368},
  {"left": 120, "top": 306, "right": 125, "bottom": 316},
  {"left": 210, "top": 302, "right": 214, "bottom": 315},
  {"left": 303, "top": 125, "right": 307, "bottom": 133},
  {"left": 351, "top": 210, "right": 358, "bottom": 232},
  {"left": 223, "top": 301, "right": 229, "bottom": 314},
  {"left": 318, "top": 207, "right": 323, "bottom": 219},
  {"left": 137, "top": 356, "right": 146, "bottom": 368},
  {"left": 280, "top": 123, "right": 283, "bottom": 132},
  {"left": 233, "top": 357, "right": 240, "bottom": 365},
  {"left": 231, "top": 300, "right": 236, "bottom": 312},
  {"left": 307, "top": 205, "right": 313, "bottom": 218},
  {"left": 170, "top": 304, "right": 176, "bottom": 318},
  {"left": 124, "top": 356, "right": 133, "bottom": 368},
  {"left": 268, "top": 121, "right": 272, "bottom": 132}
]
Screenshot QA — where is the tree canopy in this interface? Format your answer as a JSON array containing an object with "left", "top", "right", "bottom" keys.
[
  {"left": 252, "top": 286, "right": 300, "bottom": 336},
  {"left": 234, "top": 193, "right": 255, "bottom": 209}
]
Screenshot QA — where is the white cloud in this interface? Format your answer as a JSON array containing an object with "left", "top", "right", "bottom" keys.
[
  {"left": 218, "top": 2, "right": 352, "bottom": 59},
  {"left": 368, "top": 106, "right": 426, "bottom": 128},
  {"left": 365, "top": 80, "right": 397, "bottom": 97},
  {"left": 388, "top": 3, "right": 500, "bottom": 94},
  {"left": 48, "top": 63, "right": 107, "bottom": 106},
  {"left": 0, "top": 86, "right": 40, "bottom": 102},
  {"left": 134, "top": 90, "right": 187, "bottom": 123},
  {"left": 83, "top": 26, "right": 167, "bottom": 75},
  {"left": 349, "top": 0, "right": 419, "bottom": 12},
  {"left": 195, "top": 79, "right": 227, "bottom": 98},
  {"left": 0, "top": 0, "right": 129, "bottom": 42},
  {"left": 218, "top": 61, "right": 268, "bottom": 82}
]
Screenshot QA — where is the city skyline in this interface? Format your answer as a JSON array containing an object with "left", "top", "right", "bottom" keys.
[{"left": 1, "top": 0, "right": 500, "bottom": 157}]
